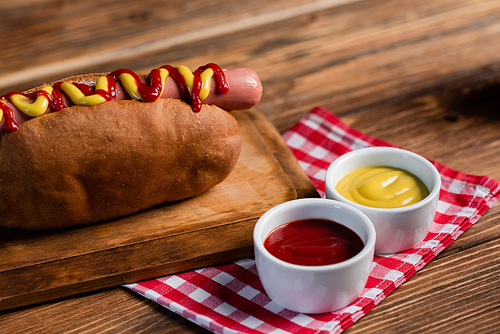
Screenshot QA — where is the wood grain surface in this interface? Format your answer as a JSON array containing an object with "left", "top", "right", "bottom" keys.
[{"left": 1, "top": 0, "right": 500, "bottom": 332}]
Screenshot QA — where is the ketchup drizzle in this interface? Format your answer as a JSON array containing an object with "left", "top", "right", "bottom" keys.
[
  {"left": 94, "top": 76, "right": 117, "bottom": 101},
  {"left": 190, "top": 63, "right": 230, "bottom": 113},
  {"left": 141, "top": 68, "right": 165, "bottom": 101},
  {"left": 34, "top": 89, "right": 51, "bottom": 100},
  {"left": 51, "top": 82, "right": 68, "bottom": 111},
  {"left": 1, "top": 63, "right": 229, "bottom": 133},
  {"left": 160, "top": 65, "right": 191, "bottom": 101},
  {"left": 0, "top": 100, "right": 19, "bottom": 133}
]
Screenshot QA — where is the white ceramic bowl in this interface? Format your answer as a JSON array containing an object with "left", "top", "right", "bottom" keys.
[
  {"left": 325, "top": 146, "right": 441, "bottom": 254},
  {"left": 253, "top": 198, "right": 376, "bottom": 314}
]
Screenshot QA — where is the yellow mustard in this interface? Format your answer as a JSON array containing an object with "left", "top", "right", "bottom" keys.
[
  {"left": 335, "top": 166, "right": 429, "bottom": 208},
  {"left": 60, "top": 81, "right": 107, "bottom": 106},
  {"left": 9, "top": 86, "right": 53, "bottom": 117}
]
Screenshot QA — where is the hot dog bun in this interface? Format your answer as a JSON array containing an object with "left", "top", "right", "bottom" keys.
[{"left": 0, "top": 71, "right": 243, "bottom": 230}]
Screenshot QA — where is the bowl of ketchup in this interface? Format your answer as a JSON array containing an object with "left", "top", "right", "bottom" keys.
[
  {"left": 325, "top": 146, "right": 441, "bottom": 254},
  {"left": 253, "top": 198, "right": 376, "bottom": 314}
]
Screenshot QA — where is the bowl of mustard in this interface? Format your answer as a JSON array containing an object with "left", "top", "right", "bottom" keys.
[{"left": 325, "top": 146, "right": 441, "bottom": 254}]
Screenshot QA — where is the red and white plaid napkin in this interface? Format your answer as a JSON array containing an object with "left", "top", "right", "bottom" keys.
[{"left": 125, "top": 107, "right": 500, "bottom": 334}]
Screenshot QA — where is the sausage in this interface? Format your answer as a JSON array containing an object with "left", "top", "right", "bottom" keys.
[{"left": 0, "top": 66, "right": 263, "bottom": 136}]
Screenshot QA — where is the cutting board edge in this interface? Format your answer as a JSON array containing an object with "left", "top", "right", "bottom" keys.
[
  {"left": 245, "top": 109, "right": 319, "bottom": 199},
  {"left": 0, "top": 217, "right": 259, "bottom": 311}
]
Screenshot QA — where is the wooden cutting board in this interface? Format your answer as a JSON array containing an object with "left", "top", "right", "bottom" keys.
[{"left": 0, "top": 109, "right": 318, "bottom": 311}]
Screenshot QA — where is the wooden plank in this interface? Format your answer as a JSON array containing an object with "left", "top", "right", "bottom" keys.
[
  {"left": 4, "top": 0, "right": 500, "bottom": 134},
  {"left": 0, "top": 288, "right": 204, "bottom": 334},
  {"left": 0, "top": 0, "right": 361, "bottom": 93},
  {"left": 0, "top": 109, "right": 305, "bottom": 311},
  {"left": 337, "top": 81, "right": 500, "bottom": 180}
]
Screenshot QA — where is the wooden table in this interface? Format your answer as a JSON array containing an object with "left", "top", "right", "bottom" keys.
[{"left": 1, "top": 0, "right": 500, "bottom": 332}]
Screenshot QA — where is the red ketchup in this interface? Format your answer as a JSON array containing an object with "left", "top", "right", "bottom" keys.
[{"left": 263, "top": 219, "right": 365, "bottom": 266}]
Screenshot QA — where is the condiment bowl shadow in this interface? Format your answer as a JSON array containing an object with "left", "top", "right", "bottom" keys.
[
  {"left": 325, "top": 146, "right": 441, "bottom": 254},
  {"left": 253, "top": 198, "right": 376, "bottom": 314}
]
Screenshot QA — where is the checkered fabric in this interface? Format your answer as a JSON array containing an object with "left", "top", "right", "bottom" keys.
[{"left": 125, "top": 107, "right": 500, "bottom": 334}]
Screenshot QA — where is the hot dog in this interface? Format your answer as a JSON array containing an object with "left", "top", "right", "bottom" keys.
[{"left": 0, "top": 63, "right": 262, "bottom": 230}]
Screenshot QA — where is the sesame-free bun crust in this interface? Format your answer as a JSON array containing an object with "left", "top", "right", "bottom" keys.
[{"left": 0, "top": 98, "right": 241, "bottom": 229}]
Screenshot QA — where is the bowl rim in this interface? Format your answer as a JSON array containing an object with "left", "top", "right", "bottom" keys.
[
  {"left": 325, "top": 146, "right": 441, "bottom": 212},
  {"left": 253, "top": 198, "right": 376, "bottom": 271}
]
